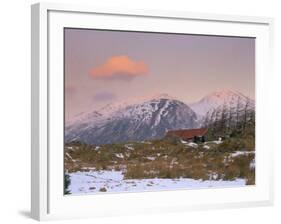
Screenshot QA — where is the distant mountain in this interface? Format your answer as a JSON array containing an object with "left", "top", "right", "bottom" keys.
[
  {"left": 65, "top": 94, "right": 199, "bottom": 145},
  {"left": 189, "top": 90, "right": 255, "bottom": 118}
]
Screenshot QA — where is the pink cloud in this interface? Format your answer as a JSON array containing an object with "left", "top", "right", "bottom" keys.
[{"left": 90, "top": 55, "right": 148, "bottom": 80}]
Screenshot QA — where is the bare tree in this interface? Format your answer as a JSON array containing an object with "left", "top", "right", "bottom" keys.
[
  {"left": 235, "top": 96, "right": 242, "bottom": 130},
  {"left": 227, "top": 104, "right": 235, "bottom": 133},
  {"left": 213, "top": 109, "right": 221, "bottom": 136},
  {"left": 219, "top": 102, "right": 228, "bottom": 136},
  {"left": 242, "top": 98, "right": 250, "bottom": 130},
  {"left": 207, "top": 109, "right": 216, "bottom": 138}
]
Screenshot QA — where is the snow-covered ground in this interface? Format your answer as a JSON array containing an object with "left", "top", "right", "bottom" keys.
[
  {"left": 230, "top": 151, "right": 254, "bottom": 157},
  {"left": 68, "top": 170, "right": 246, "bottom": 195}
]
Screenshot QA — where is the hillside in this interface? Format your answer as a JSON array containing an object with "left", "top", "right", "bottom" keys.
[{"left": 65, "top": 94, "right": 198, "bottom": 145}]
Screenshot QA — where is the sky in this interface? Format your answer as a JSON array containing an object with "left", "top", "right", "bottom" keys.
[{"left": 65, "top": 28, "right": 255, "bottom": 122}]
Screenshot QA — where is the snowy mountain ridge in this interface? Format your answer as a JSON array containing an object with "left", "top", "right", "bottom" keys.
[
  {"left": 69, "top": 93, "right": 177, "bottom": 125},
  {"left": 189, "top": 89, "right": 254, "bottom": 117},
  {"left": 66, "top": 95, "right": 198, "bottom": 145}
]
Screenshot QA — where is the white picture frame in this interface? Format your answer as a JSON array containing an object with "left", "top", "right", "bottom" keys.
[{"left": 31, "top": 2, "right": 274, "bottom": 221}]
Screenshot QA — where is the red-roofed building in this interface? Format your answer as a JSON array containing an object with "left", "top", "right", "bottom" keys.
[{"left": 165, "top": 128, "right": 208, "bottom": 143}]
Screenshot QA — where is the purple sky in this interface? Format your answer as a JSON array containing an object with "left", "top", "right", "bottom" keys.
[{"left": 65, "top": 28, "right": 255, "bottom": 122}]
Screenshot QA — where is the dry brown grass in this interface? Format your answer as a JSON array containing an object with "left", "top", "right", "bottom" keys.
[{"left": 65, "top": 138, "right": 255, "bottom": 185}]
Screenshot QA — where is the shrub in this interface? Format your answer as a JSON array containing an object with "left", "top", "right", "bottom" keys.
[
  {"left": 125, "top": 164, "right": 146, "bottom": 179},
  {"left": 223, "top": 165, "right": 240, "bottom": 180},
  {"left": 64, "top": 173, "right": 71, "bottom": 195},
  {"left": 218, "top": 138, "right": 246, "bottom": 152},
  {"left": 243, "top": 135, "right": 255, "bottom": 150},
  {"left": 99, "top": 187, "right": 107, "bottom": 192},
  {"left": 163, "top": 135, "right": 182, "bottom": 145},
  {"left": 246, "top": 169, "right": 255, "bottom": 185}
]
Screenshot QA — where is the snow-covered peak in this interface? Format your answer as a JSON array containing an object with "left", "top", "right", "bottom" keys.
[
  {"left": 95, "top": 93, "right": 177, "bottom": 115},
  {"left": 118, "top": 93, "right": 176, "bottom": 105},
  {"left": 205, "top": 89, "right": 248, "bottom": 101},
  {"left": 67, "top": 93, "right": 180, "bottom": 127},
  {"left": 65, "top": 93, "right": 198, "bottom": 145},
  {"left": 189, "top": 89, "right": 254, "bottom": 117},
  {"left": 146, "top": 93, "right": 176, "bottom": 101}
]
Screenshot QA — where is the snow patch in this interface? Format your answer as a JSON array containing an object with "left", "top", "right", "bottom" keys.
[
  {"left": 94, "top": 146, "right": 100, "bottom": 151},
  {"left": 125, "top": 144, "right": 134, "bottom": 150},
  {"left": 153, "top": 100, "right": 170, "bottom": 127},
  {"left": 231, "top": 151, "right": 254, "bottom": 157},
  {"left": 213, "top": 139, "right": 223, "bottom": 144},
  {"left": 187, "top": 142, "right": 198, "bottom": 148},
  {"left": 115, "top": 153, "right": 124, "bottom": 159},
  {"left": 68, "top": 170, "right": 247, "bottom": 195}
]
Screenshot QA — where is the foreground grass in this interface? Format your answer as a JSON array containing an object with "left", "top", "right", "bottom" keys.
[{"left": 65, "top": 137, "right": 255, "bottom": 185}]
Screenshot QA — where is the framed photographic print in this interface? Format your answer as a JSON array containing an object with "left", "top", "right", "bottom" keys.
[{"left": 31, "top": 2, "right": 274, "bottom": 221}]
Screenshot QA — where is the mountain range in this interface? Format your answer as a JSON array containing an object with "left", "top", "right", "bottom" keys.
[{"left": 65, "top": 90, "right": 254, "bottom": 145}]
